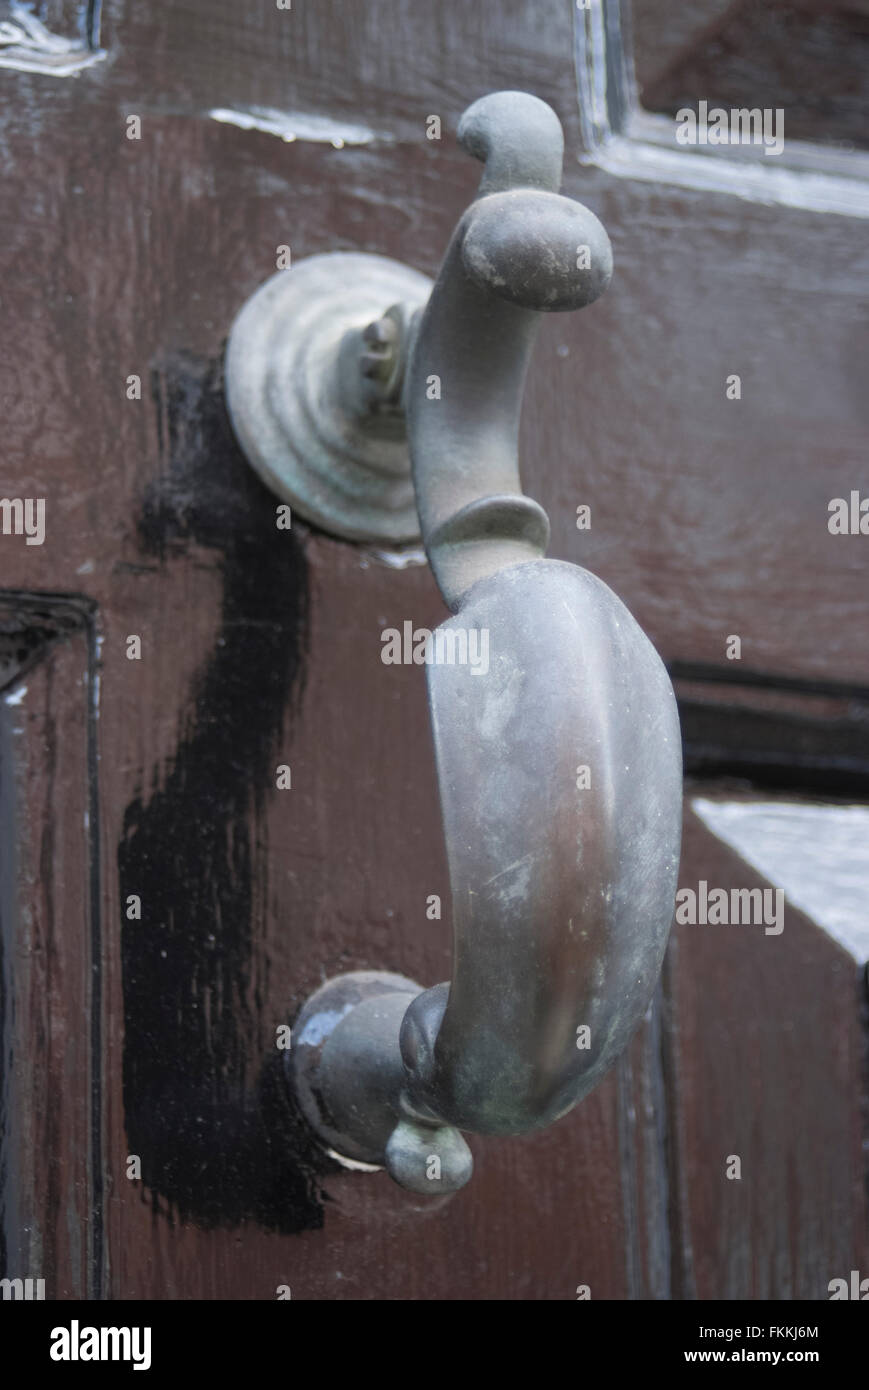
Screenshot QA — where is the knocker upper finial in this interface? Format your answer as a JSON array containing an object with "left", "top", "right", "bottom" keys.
[
  {"left": 406, "top": 90, "right": 612, "bottom": 610},
  {"left": 225, "top": 91, "right": 681, "bottom": 1197}
]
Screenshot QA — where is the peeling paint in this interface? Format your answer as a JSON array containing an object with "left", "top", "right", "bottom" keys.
[
  {"left": 0, "top": 2, "right": 104, "bottom": 77},
  {"left": 362, "top": 545, "right": 427, "bottom": 571},
  {"left": 209, "top": 105, "right": 389, "bottom": 148}
]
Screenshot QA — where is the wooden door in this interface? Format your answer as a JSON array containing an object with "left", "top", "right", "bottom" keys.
[{"left": 1, "top": 0, "right": 866, "bottom": 1302}]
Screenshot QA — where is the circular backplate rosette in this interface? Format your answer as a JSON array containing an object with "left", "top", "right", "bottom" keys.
[{"left": 225, "top": 252, "right": 433, "bottom": 544}]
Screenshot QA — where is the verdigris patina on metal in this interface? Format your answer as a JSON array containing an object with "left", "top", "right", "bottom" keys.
[{"left": 226, "top": 90, "right": 682, "bottom": 1196}]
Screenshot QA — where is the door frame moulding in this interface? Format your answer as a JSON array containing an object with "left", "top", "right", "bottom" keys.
[
  {"left": 573, "top": 0, "right": 869, "bottom": 218},
  {"left": 0, "top": 591, "right": 104, "bottom": 1300}
]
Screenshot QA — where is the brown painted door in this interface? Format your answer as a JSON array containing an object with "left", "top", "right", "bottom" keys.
[{"left": 1, "top": 0, "right": 867, "bottom": 1301}]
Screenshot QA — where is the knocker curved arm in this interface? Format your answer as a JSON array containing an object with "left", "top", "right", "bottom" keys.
[
  {"left": 398, "top": 93, "right": 682, "bottom": 1143},
  {"left": 224, "top": 91, "right": 682, "bottom": 1197},
  {"left": 401, "top": 559, "right": 682, "bottom": 1140}
]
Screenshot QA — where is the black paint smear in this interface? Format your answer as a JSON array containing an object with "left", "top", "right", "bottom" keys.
[{"left": 119, "top": 350, "right": 331, "bottom": 1233}]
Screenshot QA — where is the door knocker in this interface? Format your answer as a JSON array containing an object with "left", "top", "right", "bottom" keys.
[{"left": 225, "top": 91, "right": 682, "bottom": 1195}]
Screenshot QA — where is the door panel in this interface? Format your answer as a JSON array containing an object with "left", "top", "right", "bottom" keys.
[
  {"left": 0, "top": 603, "right": 96, "bottom": 1300},
  {"left": 668, "top": 800, "right": 867, "bottom": 1300},
  {"left": 0, "top": 0, "right": 866, "bottom": 1300}
]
